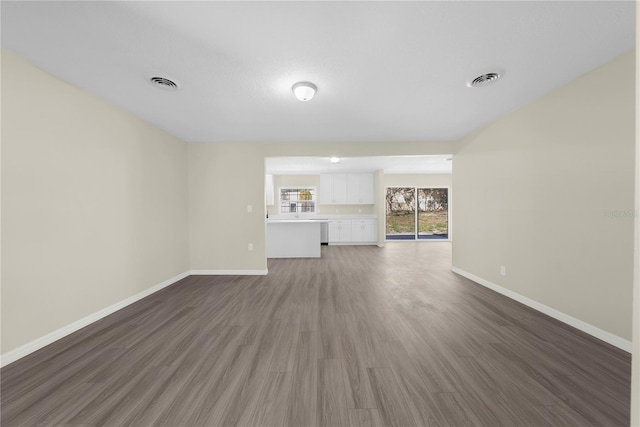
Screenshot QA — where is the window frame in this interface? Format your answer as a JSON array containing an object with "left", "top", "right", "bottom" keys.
[{"left": 278, "top": 186, "right": 317, "bottom": 215}]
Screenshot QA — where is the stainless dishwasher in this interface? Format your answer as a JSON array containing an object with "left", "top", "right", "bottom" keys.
[{"left": 320, "top": 221, "right": 329, "bottom": 245}]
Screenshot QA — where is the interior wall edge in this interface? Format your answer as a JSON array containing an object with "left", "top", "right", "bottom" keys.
[
  {"left": 630, "top": 4, "right": 640, "bottom": 425},
  {"left": 451, "top": 266, "right": 633, "bottom": 353}
]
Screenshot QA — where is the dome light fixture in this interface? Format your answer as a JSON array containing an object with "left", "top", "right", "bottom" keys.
[{"left": 292, "top": 81, "right": 317, "bottom": 101}]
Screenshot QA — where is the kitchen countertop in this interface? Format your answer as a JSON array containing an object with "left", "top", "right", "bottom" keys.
[{"left": 267, "top": 214, "right": 376, "bottom": 222}]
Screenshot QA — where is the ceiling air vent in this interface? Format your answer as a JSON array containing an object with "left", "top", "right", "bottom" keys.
[
  {"left": 467, "top": 72, "right": 502, "bottom": 88},
  {"left": 148, "top": 76, "right": 181, "bottom": 91}
]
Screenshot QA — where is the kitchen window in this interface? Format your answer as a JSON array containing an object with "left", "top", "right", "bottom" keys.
[{"left": 280, "top": 187, "right": 316, "bottom": 213}]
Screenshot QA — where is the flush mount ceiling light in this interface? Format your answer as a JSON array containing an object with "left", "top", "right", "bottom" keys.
[
  {"left": 466, "top": 71, "right": 503, "bottom": 88},
  {"left": 330, "top": 157, "right": 340, "bottom": 163},
  {"left": 148, "top": 75, "right": 182, "bottom": 91},
  {"left": 292, "top": 81, "right": 317, "bottom": 101}
]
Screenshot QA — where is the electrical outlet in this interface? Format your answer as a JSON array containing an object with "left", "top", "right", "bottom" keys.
[
  {"left": 248, "top": 243, "right": 253, "bottom": 251},
  {"left": 247, "top": 205, "right": 253, "bottom": 213},
  {"left": 500, "top": 266, "right": 506, "bottom": 276}
]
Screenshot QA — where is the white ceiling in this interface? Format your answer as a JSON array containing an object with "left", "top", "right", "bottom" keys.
[
  {"left": 1, "top": 1, "right": 635, "bottom": 144},
  {"left": 266, "top": 155, "right": 453, "bottom": 175}
]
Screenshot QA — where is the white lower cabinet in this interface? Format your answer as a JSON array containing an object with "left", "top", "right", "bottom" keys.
[
  {"left": 328, "top": 220, "right": 352, "bottom": 243},
  {"left": 329, "top": 219, "right": 376, "bottom": 244},
  {"left": 351, "top": 219, "right": 376, "bottom": 242}
]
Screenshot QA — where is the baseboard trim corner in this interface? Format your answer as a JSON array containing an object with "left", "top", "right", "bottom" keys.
[
  {"left": 0, "top": 271, "right": 190, "bottom": 368},
  {"left": 190, "top": 269, "right": 268, "bottom": 276},
  {"left": 451, "top": 267, "right": 632, "bottom": 353}
]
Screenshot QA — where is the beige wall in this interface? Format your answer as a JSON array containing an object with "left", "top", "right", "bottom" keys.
[
  {"left": 453, "top": 51, "right": 635, "bottom": 341},
  {"left": 384, "top": 173, "right": 452, "bottom": 188},
  {"left": 1, "top": 49, "right": 190, "bottom": 354},
  {"left": 188, "top": 143, "right": 268, "bottom": 272},
  {"left": 257, "top": 141, "right": 454, "bottom": 158},
  {"left": 189, "top": 142, "right": 454, "bottom": 271}
]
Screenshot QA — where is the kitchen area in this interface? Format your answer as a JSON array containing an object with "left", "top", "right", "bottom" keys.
[
  {"left": 265, "top": 158, "right": 380, "bottom": 258},
  {"left": 264, "top": 155, "right": 453, "bottom": 258}
]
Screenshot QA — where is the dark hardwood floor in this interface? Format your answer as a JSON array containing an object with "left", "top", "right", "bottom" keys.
[{"left": 1, "top": 243, "right": 631, "bottom": 426}]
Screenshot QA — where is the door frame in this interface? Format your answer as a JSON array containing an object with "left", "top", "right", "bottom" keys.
[{"left": 384, "top": 186, "right": 451, "bottom": 242}]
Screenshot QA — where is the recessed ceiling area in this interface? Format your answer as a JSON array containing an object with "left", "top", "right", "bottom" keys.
[
  {"left": 266, "top": 155, "right": 452, "bottom": 175},
  {"left": 1, "top": 1, "right": 635, "bottom": 143}
]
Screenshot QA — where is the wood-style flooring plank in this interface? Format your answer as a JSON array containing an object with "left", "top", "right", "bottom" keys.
[
  {"left": 531, "top": 403, "right": 595, "bottom": 427},
  {"left": 348, "top": 408, "right": 383, "bottom": 427},
  {"left": 318, "top": 297, "right": 341, "bottom": 360},
  {"left": 337, "top": 313, "right": 377, "bottom": 409},
  {"left": 286, "top": 331, "right": 318, "bottom": 427},
  {"left": 250, "top": 370, "right": 292, "bottom": 427},
  {"left": 205, "top": 320, "right": 284, "bottom": 427},
  {"left": 367, "top": 367, "right": 417, "bottom": 427},
  {"left": 382, "top": 340, "right": 468, "bottom": 426},
  {"left": 317, "top": 358, "right": 349, "bottom": 427},
  {"left": 539, "top": 373, "right": 631, "bottom": 427}
]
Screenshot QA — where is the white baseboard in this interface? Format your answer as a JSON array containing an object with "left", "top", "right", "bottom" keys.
[
  {"left": 328, "top": 242, "right": 378, "bottom": 246},
  {"left": 0, "top": 271, "right": 190, "bottom": 368},
  {"left": 190, "top": 269, "right": 268, "bottom": 275},
  {"left": 451, "top": 267, "right": 632, "bottom": 353}
]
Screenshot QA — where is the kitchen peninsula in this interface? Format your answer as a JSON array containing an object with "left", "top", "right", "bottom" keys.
[
  {"left": 266, "top": 215, "right": 378, "bottom": 258},
  {"left": 266, "top": 219, "right": 329, "bottom": 258}
]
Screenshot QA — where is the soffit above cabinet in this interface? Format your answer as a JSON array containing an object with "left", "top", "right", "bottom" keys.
[{"left": 265, "top": 155, "right": 453, "bottom": 174}]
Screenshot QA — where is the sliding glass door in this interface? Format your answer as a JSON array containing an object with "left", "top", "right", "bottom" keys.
[{"left": 386, "top": 187, "right": 449, "bottom": 240}]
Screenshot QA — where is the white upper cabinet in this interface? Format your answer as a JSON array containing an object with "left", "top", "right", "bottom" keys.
[
  {"left": 322, "top": 173, "right": 373, "bottom": 205},
  {"left": 347, "top": 174, "right": 360, "bottom": 204},
  {"left": 360, "top": 174, "right": 375, "bottom": 204},
  {"left": 333, "top": 174, "right": 348, "bottom": 204},
  {"left": 347, "top": 173, "right": 374, "bottom": 205},
  {"left": 319, "top": 174, "right": 332, "bottom": 204},
  {"left": 320, "top": 174, "right": 347, "bottom": 204}
]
